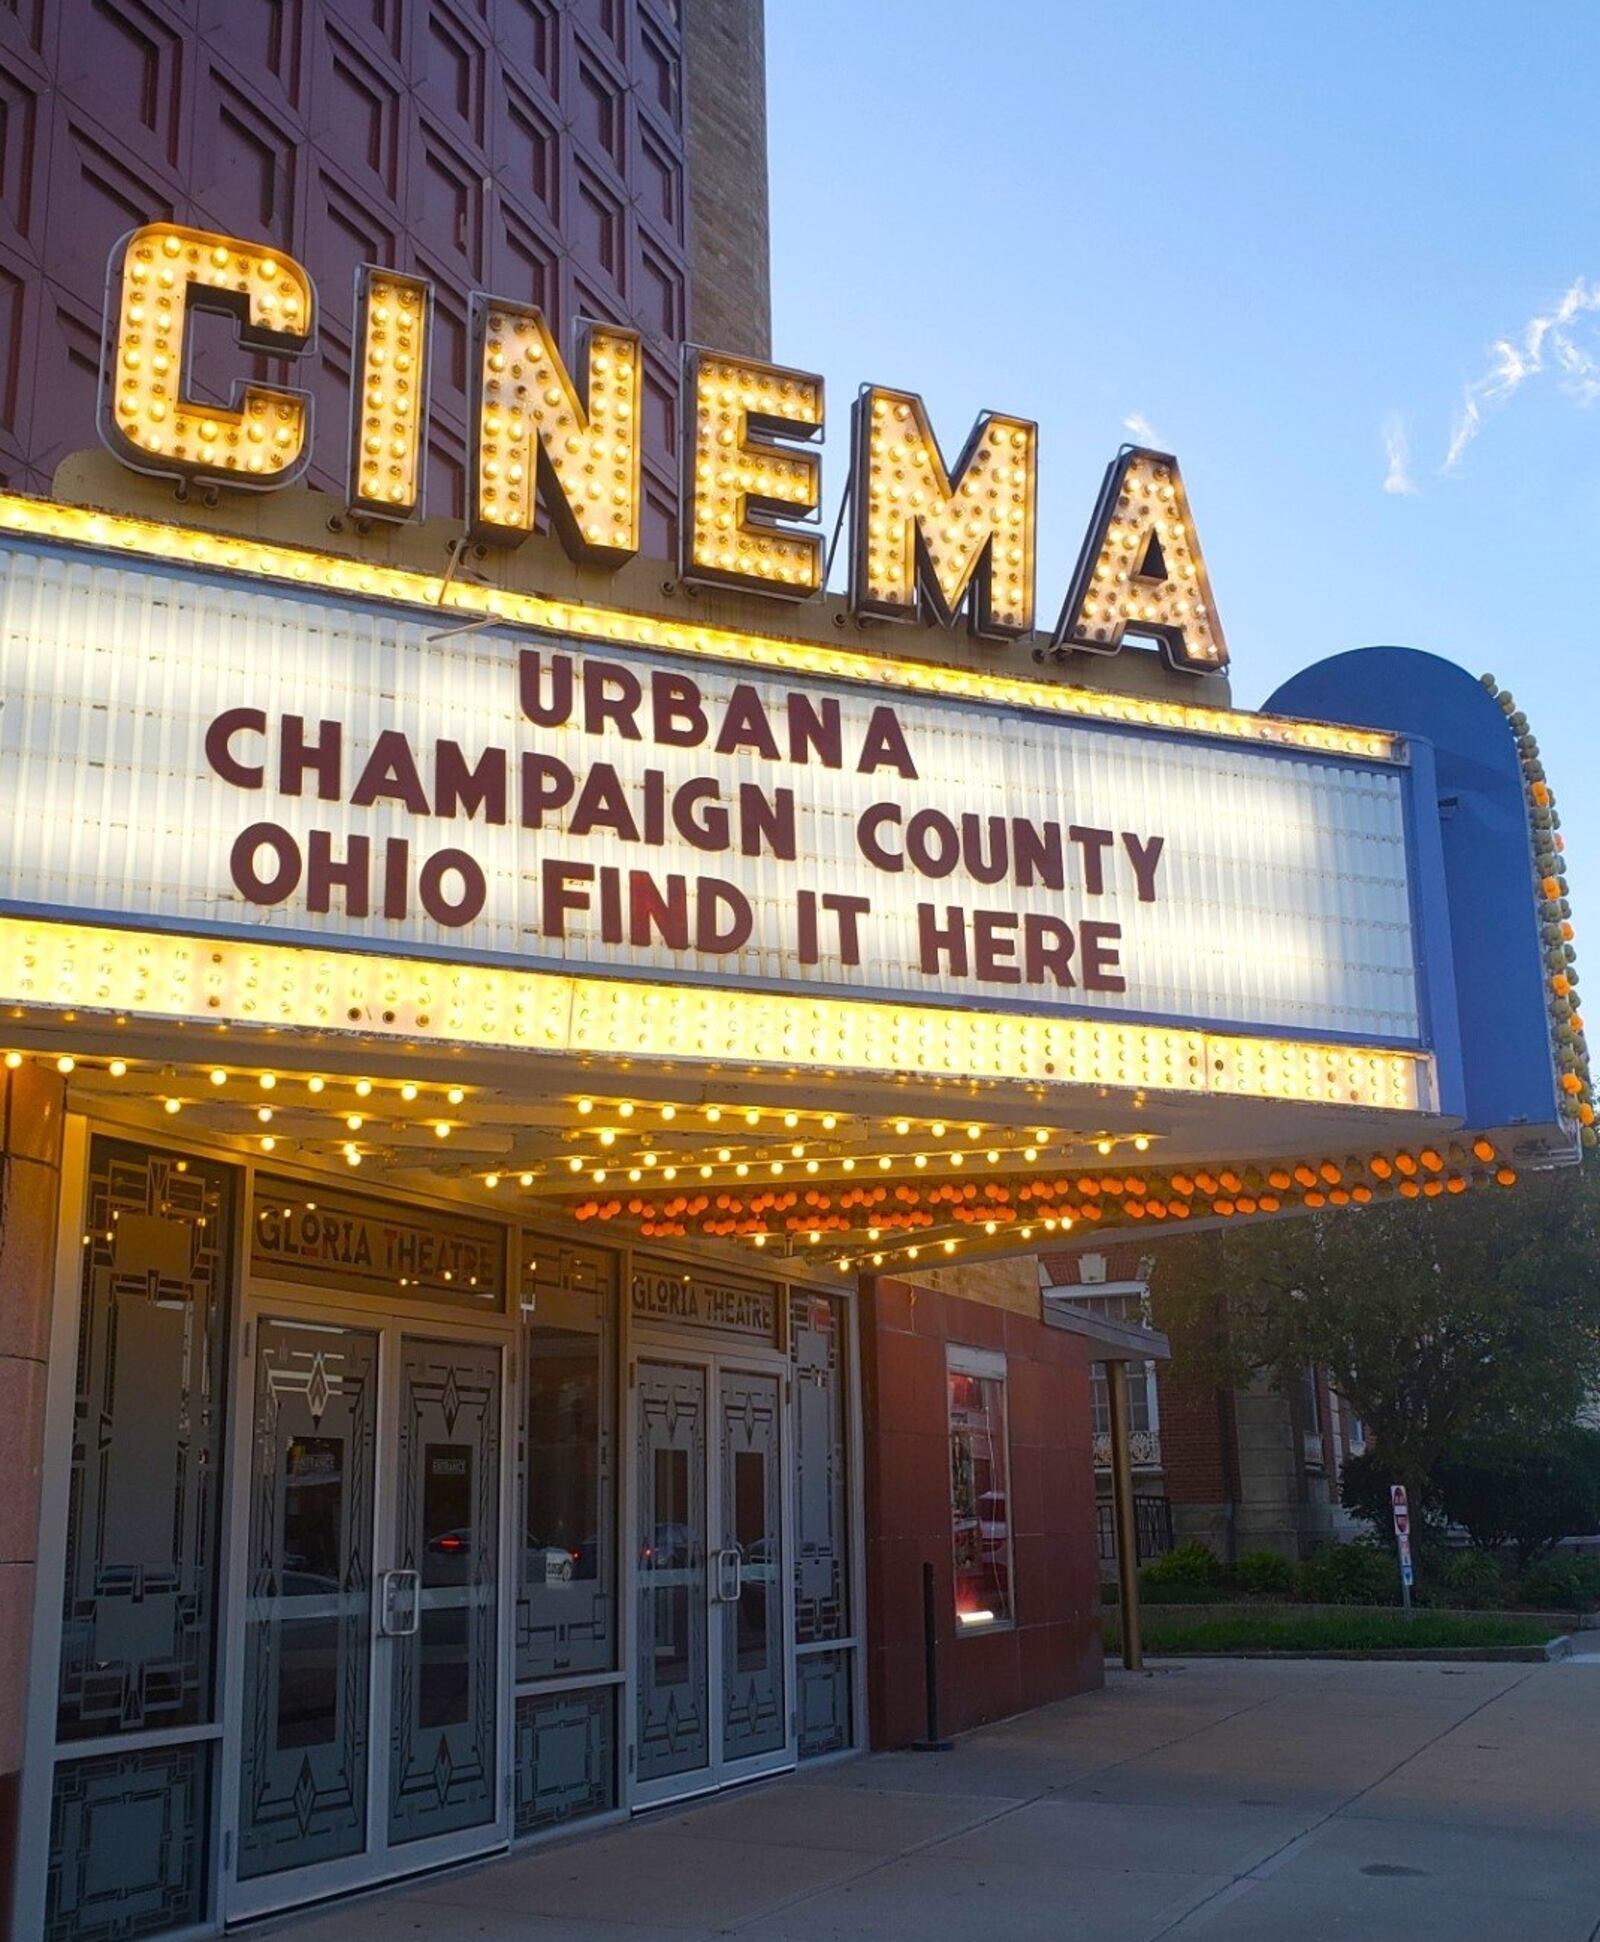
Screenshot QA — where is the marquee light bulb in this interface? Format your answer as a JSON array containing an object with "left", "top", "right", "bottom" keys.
[
  {"left": 851, "top": 386, "right": 1037, "bottom": 638},
  {"left": 109, "top": 1059, "right": 127, "bottom": 1077},
  {"left": 56, "top": 1056, "right": 75, "bottom": 1074},
  {"left": 401, "top": 1082, "right": 418, "bottom": 1102},
  {"left": 104, "top": 224, "right": 314, "bottom": 491},
  {"left": 349, "top": 266, "right": 431, "bottom": 519},
  {"left": 2, "top": 1052, "right": 19, "bottom": 1069},
  {"left": 471, "top": 304, "right": 640, "bottom": 558},
  {"left": 209, "top": 1067, "right": 227, "bottom": 1086},
  {"left": 682, "top": 350, "right": 824, "bottom": 596},
  {"left": 1054, "top": 448, "right": 1227, "bottom": 673}
]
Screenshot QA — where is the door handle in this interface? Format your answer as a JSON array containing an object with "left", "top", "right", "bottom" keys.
[
  {"left": 379, "top": 1568, "right": 421, "bottom": 1637},
  {"left": 712, "top": 1547, "right": 741, "bottom": 1603}
]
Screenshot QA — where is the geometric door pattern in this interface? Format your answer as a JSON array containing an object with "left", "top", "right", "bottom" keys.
[
  {"left": 237, "top": 1321, "right": 378, "bottom": 1881},
  {"left": 388, "top": 1337, "right": 501, "bottom": 1847},
  {"left": 58, "top": 1139, "right": 236, "bottom": 1742}
]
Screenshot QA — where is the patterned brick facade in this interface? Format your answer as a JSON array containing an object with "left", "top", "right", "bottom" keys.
[{"left": 0, "top": 0, "right": 763, "bottom": 561}]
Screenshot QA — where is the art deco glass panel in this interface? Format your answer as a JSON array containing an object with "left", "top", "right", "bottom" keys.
[
  {"left": 388, "top": 1337, "right": 501, "bottom": 1847},
  {"left": 635, "top": 1362, "right": 708, "bottom": 1784},
  {"left": 516, "top": 1240, "right": 616, "bottom": 1681},
  {"left": 719, "top": 1369, "right": 786, "bottom": 1763},
  {"left": 795, "top": 1651, "right": 853, "bottom": 1760},
  {"left": 46, "top": 1742, "right": 212, "bottom": 1942},
  {"left": 513, "top": 1687, "right": 616, "bottom": 1837},
  {"left": 238, "top": 1319, "right": 378, "bottom": 1881},
  {"left": 58, "top": 1140, "right": 236, "bottom": 1742},
  {"left": 790, "top": 1293, "right": 850, "bottom": 1644}
]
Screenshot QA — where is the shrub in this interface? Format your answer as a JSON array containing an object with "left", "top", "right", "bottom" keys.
[
  {"left": 1297, "top": 1541, "right": 1400, "bottom": 1606},
  {"left": 1428, "top": 1546, "right": 1509, "bottom": 1610},
  {"left": 1518, "top": 1553, "right": 1600, "bottom": 1611},
  {"left": 1435, "top": 1434, "right": 1600, "bottom": 1569},
  {"left": 1140, "top": 1540, "right": 1226, "bottom": 1589},
  {"left": 1234, "top": 1549, "right": 1298, "bottom": 1596}
]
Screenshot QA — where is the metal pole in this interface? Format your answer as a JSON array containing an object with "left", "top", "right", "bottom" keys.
[
  {"left": 1105, "top": 1360, "right": 1144, "bottom": 1671},
  {"left": 911, "top": 1559, "right": 953, "bottom": 1750}
]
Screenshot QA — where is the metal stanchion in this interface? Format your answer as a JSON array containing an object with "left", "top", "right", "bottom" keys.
[{"left": 912, "top": 1559, "right": 953, "bottom": 1750}]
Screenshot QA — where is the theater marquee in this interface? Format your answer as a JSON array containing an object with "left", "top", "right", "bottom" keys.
[{"left": 0, "top": 539, "right": 1417, "bottom": 1044}]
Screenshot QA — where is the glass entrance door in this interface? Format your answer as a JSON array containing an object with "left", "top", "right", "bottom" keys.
[
  {"left": 634, "top": 1357, "right": 792, "bottom": 1806},
  {"left": 230, "top": 1317, "right": 505, "bottom": 1917}
]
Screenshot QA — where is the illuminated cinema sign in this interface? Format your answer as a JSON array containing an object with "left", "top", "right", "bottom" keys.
[
  {"left": 0, "top": 538, "right": 1419, "bottom": 1065},
  {"left": 98, "top": 223, "right": 1226, "bottom": 671}
]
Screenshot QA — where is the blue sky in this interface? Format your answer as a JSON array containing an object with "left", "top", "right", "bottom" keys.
[{"left": 766, "top": 1, "right": 1598, "bottom": 926}]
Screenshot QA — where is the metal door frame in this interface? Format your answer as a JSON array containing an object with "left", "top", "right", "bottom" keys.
[
  {"left": 220, "top": 1292, "right": 514, "bottom": 1924},
  {"left": 625, "top": 1335, "right": 796, "bottom": 1811}
]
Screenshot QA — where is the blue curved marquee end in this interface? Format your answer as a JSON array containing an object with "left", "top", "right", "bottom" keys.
[{"left": 1267, "top": 647, "right": 1567, "bottom": 1145}]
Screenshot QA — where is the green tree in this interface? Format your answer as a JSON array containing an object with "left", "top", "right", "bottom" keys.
[
  {"left": 1434, "top": 1428, "right": 1600, "bottom": 1567},
  {"left": 1148, "top": 1162, "right": 1600, "bottom": 1515}
]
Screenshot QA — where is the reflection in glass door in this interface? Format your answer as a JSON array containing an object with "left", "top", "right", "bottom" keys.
[
  {"left": 233, "top": 1319, "right": 504, "bottom": 1916},
  {"left": 635, "top": 1363, "right": 709, "bottom": 1788},
  {"left": 239, "top": 1321, "right": 378, "bottom": 1882},
  {"left": 718, "top": 1370, "right": 785, "bottom": 1765},
  {"left": 389, "top": 1338, "right": 501, "bottom": 1846},
  {"left": 633, "top": 1357, "right": 793, "bottom": 1806}
]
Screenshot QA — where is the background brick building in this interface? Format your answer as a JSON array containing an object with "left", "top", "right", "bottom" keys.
[{"left": 1041, "top": 1240, "right": 1364, "bottom": 1568}]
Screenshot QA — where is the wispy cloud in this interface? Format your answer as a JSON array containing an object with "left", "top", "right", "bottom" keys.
[
  {"left": 1122, "top": 411, "right": 1165, "bottom": 448},
  {"left": 1381, "top": 413, "right": 1417, "bottom": 495},
  {"left": 1444, "top": 277, "right": 1600, "bottom": 471}
]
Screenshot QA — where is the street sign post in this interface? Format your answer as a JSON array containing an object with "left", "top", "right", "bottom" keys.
[{"left": 1390, "top": 1484, "right": 1414, "bottom": 1611}]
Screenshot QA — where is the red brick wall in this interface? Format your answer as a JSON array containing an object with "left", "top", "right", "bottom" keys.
[
  {"left": 1155, "top": 1371, "right": 1234, "bottom": 1506},
  {"left": 859, "top": 1276, "right": 1102, "bottom": 1748}
]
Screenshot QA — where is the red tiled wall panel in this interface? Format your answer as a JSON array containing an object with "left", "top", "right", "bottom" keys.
[
  {"left": 860, "top": 1277, "right": 1103, "bottom": 1747},
  {"left": 0, "top": 0, "right": 689, "bottom": 550}
]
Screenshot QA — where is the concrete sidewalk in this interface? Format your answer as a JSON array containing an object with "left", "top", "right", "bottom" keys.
[{"left": 266, "top": 1657, "right": 1600, "bottom": 1942}]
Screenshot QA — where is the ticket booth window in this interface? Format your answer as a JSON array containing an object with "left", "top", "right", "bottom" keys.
[{"left": 947, "top": 1347, "right": 1013, "bottom": 1631}]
